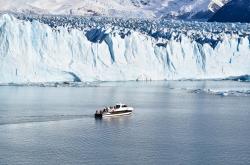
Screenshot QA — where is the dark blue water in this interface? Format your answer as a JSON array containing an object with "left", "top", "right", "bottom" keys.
[{"left": 0, "top": 81, "right": 250, "bottom": 165}]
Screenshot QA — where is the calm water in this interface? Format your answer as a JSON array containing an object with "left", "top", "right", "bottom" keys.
[{"left": 0, "top": 81, "right": 250, "bottom": 165}]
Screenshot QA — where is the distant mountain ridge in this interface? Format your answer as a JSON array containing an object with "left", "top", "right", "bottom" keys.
[{"left": 0, "top": 0, "right": 214, "bottom": 19}]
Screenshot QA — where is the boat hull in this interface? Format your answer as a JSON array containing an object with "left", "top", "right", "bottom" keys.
[{"left": 95, "top": 110, "right": 132, "bottom": 118}]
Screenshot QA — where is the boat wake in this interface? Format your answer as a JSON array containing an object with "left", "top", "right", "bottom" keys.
[{"left": 0, "top": 114, "right": 92, "bottom": 126}]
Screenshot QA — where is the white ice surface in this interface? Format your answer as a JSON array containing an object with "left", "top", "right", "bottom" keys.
[{"left": 0, "top": 14, "right": 250, "bottom": 83}]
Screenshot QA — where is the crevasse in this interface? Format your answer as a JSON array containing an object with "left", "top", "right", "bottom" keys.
[{"left": 0, "top": 14, "right": 250, "bottom": 83}]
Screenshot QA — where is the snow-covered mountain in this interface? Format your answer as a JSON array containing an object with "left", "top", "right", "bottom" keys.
[
  {"left": 0, "top": 0, "right": 214, "bottom": 19},
  {"left": 208, "top": 0, "right": 231, "bottom": 12},
  {"left": 0, "top": 0, "right": 151, "bottom": 17},
  {"left": 0, "top": 13, "right": 250, "bottom": 83},
  {"left": 209, "top": 0, "right": 250, "bottom": 23}
]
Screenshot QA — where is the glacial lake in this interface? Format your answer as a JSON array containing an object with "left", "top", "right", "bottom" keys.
[{"left": 0, "top": 81, "right": 250, "bottom": 165}]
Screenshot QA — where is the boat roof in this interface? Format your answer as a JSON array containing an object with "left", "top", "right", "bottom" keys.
[{"left": 116, "top": 103, "right": 126, "bottom": 106}]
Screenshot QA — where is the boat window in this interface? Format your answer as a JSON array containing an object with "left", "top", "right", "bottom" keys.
[
  {"left": 122, "top": 105, "right": 127, "bottom": 107},
  {"left": 115, "top": 105, "right": 120, "bottom": 109}
]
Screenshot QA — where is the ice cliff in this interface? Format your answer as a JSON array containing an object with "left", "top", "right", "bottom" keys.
[{"left": 0, "top": 14, "right": 250, "bottom": 83}]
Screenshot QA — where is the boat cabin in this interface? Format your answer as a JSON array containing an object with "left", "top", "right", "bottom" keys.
[{"left": 115, "top": 104, "right": 128, "bottom": 109}]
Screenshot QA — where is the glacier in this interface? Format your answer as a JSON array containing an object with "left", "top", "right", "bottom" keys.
[{"left": 0, "top": 13, "right": 250, "bottom": 83}]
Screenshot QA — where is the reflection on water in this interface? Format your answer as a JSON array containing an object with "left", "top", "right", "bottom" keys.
[
  {"left": 95, "top": 115, "right": 133, "bottom": 125},
  {"left": 0, "top": 81, "right": 250, "bottom": 165}
]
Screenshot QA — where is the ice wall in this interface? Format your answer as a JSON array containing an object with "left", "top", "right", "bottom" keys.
[{"left": 0, "top": 14, "right": 250, "bottom": 83}]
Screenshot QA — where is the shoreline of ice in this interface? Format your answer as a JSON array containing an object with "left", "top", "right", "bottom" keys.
[
  {"left": 1, "top": 78, "right": 250, "bottom": 97},
  {"left": 0, "top": 81, "right": 99, "bottom": 88}
]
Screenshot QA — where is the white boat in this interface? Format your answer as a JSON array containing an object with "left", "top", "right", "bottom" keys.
[{"left": 95, "top": 104, "right": 134, "bottom": 118}]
